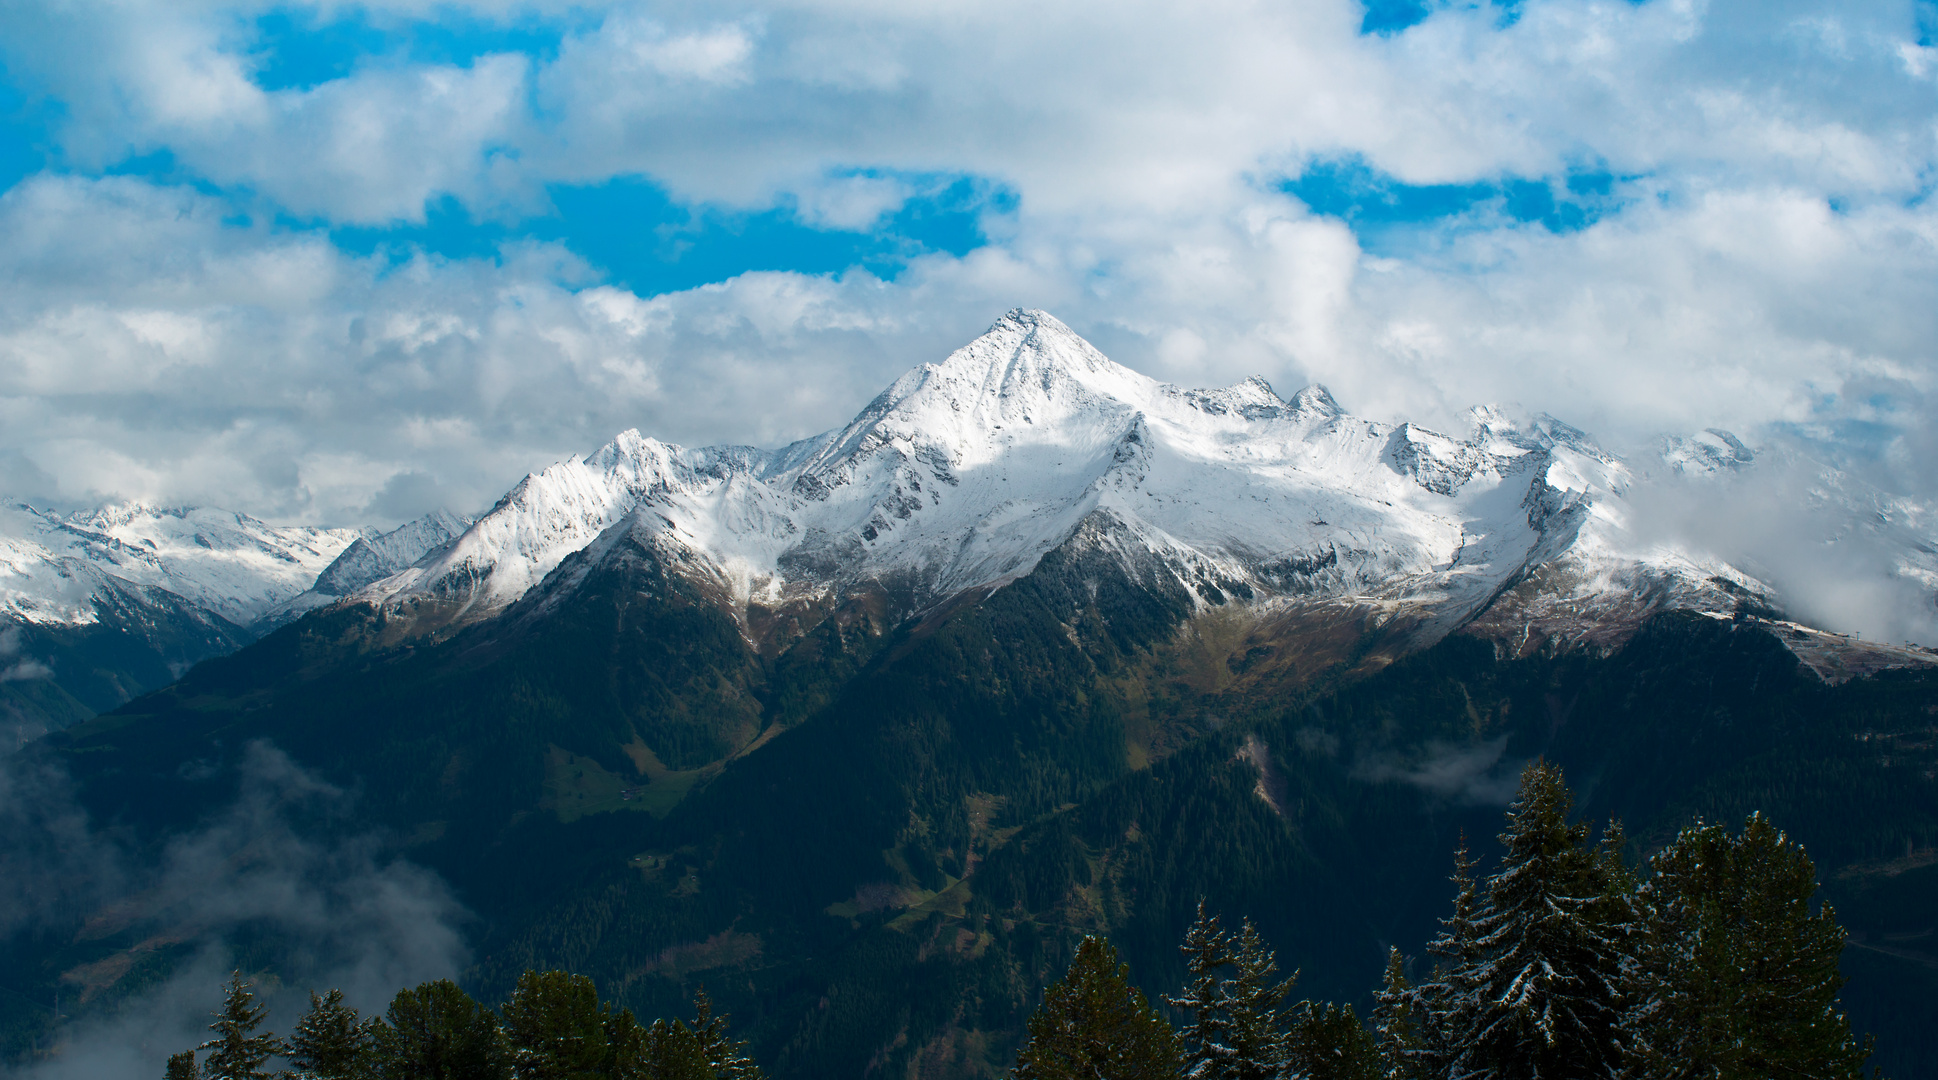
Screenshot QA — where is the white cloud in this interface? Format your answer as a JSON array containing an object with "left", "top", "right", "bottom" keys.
[
  {"left": 0, "top": 0, "right": 1929, "bottom": 544},
  {"left": 0, "top": 626, "right": 53, "bottom": 682},
  {"left": 5, "top": 0, "right": 1934, "bottom": 218},
  {"left": 792, "top": 172, "right": 913, "bottom": 230},
  {"left": 609, "top": 17, "right": 760, "bottom": 83}
]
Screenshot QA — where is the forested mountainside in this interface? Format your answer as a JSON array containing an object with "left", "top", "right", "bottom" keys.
[
  {"left": 13, "top": 535, "right": 1935, "bottom": 1078},
  {"left": 150, "top": 768, "right": 1874, "bottom": 1080}
]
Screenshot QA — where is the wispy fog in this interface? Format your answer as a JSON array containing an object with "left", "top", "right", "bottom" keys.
[
  {"left": 1625, "top": 448, "right": 1938, "bottom": 647},
  {"left": 0, "top": 743, "right": 468, "bottom": 1079},
  {"left": 0, "top": 628, "right": 52, "bottom": 684},
  {"left": 1352, "top": 737, "right": 1526, "bottom": 807}
]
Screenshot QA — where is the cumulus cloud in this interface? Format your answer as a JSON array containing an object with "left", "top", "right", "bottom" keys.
[
  {"left": 0, "top": 1, "right": 1929, "bottom": 584},
  {"left": 9, "top": 0, "right": 1931, "bottom": 215},
  {"left": 0, "top": 742, "right": 468, "bottom": 1080}
]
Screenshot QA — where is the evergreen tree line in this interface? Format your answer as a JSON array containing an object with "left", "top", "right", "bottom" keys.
[
  {"left": 165, "top": 970, "right": 760, "bottom": 1080},
  {"left": 1013, "top": 762, "right": 1883, "bottom": 1080}
]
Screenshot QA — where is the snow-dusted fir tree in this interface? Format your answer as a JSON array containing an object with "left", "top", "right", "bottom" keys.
[
  {"left": 637, "top": 1015, "right": 711, "bottom": 1080},
  {"left": 1285, "top": 1001, "right": 1381, "bottom": 1080},
  {"left": 1424, "top": 763, "right": 1634, "bottom": 1080},
  {"left": 1170, "top": 903, "right": 1238, "bottom": 1080},
  {"left": 197, "top": 972, "right": 287, "bottom": 1080},
  {"left": 1624, "top": 813, "right": 1872, "bottom": 1079},
  {"left": 164, "top": 1050, "right": 201, "bottom": 1080},
  {"left": 285, "top": 989, "right": 376, "bottom": 1080},
  {"left": 372, "top": 979, "right": 508, "bottom": 1080},
  {"left": 1222, "top": 919, "right": 1298, "bottom": 1080},
  {"left": 1166, "top": 904, "right": 1298, "bottom": 1080},
  {"left": 1403, "top": 837, "right": 1483, "bottom": 1079},
  {"left": 501, "top": 970, "right": 613, "bottom": 1079},
  {"left": 1371, "top": 948, "right": 1423, "bottom": 1080},
  {"left": 686, "top": 987, "right": 764, "bottom": 1080}
]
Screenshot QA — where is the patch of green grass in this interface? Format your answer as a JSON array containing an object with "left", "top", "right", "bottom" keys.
[
  {"left": 632, "top": 768, "right": 707, "bottom": 817},
  {"left": 887, "top": 877, "right": 971, "bottom": 931},
  {"left": 542, "top": 745, "right": 650, "bottom": 823},
  {"left": 543, "top": 742, "right": 716, "bottom": 822}
]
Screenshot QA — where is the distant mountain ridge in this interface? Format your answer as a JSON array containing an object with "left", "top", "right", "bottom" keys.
[
  {"left": 255, "top": 509, "right": 472, "bottom": 628},
  {"left": 0, "top": 502, "right": 357, "bottom": 628},
  {"left": 0, "top": 503, "right": 466, "bottom": 744}
]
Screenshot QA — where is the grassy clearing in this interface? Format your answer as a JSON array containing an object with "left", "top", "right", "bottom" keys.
[
  {"left": 540, "top": 740, "right": 711, "bottom": 822},
  {"left": 541, "top": 745, "right": 644, "bottom": 823}
]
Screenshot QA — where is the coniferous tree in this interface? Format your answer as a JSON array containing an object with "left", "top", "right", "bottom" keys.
[
  {"left": 500, "top": 971, "right": 611, "bottom": 1080},
  {"left": 373, "top": 979, "right": 509, "bottom": 1080},
  {"left": 1406, "top": 836, "right": 1481, "bottom": 1078},
  {"left": 1285, "top": 1002, "right": 1380, "bottom": 1080},
  {"left": 684, "top": 988, "right": 762, "bottom": 1080},
  {"left": 1166, "top": 904, "right": 1295, "bottom": 1080},
  {"left": 607, "top": 987, "right": 760, "bottom": 1080},
  {"left": 1013, "top": 935, "right": 1182, "bottom": 1080},
  {"left": 1169, "top": 903, "right": 1236, "bottom": 1080},
  {"left": 1426, "top": 762, "right": 1632, "bottom": 1080},
  {"left": 288, "top": 989, "right": 377, "bottom": 1080},
  {"left": 635, "top": 1017, "right": 710, "bottom": 1080},
  {"left": 603, "top": 1009, "right": 648, "bottom": 1080},
  {"left": 165, "top": 1049, "right": 202, "bottom": 1080},
  {"left": 1220, "top": 920, "right": 1296, "bottom": 1080},
  {"left": 198, "top": 972, "right": 287, "bottom": 1080},
  {"left": 1626, "top": 813, "right": 1874, "bottom": 1080},
  {"left": 1370, "top": 949, "right": 1422, "bottom": 1080}
]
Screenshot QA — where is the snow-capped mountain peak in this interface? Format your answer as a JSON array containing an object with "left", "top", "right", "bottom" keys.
[
  {"left": 344, "top": 308, "right": 1803, "bottom": 659},
  {"left": 251, "top": 508, "right": 475, "bottom": 630},
  {"left": 1287, "top": 384, "right": 1344, "bottom": 421}
]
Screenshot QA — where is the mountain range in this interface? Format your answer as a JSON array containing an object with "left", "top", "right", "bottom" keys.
[
  {"left": 6, "top": 310, "right": 1937, "bottom": 1078},
  {"left": 5, "top": 310, "right": 1930, "bottom": 742}
]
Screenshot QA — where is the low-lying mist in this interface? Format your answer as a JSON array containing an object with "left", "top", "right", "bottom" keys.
[
  {"left": 1350, "top": 736, "right": 1528, "bottom": 807},
  {"left": 0, "top": 742, "right": 469, "bottom": 1079}
]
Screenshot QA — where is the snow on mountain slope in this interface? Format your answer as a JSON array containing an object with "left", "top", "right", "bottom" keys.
[
  {"left": 1659, "top": 429, "right": 1757, "bottom": 474},
  {"left": 328, "top": 509, "right": 471, "bottom": 592},
  {"left": 255, "top": 509, "right": 473, "bottom": 630},
  {"left": 366, "top": 436, "right": 785, "bottom": 621},
  {"left": 356, "top": 309, "right": 1824, "bottom": 656},
  {"left": 0, "top": 502, "right": 360, "bottom": 628}
]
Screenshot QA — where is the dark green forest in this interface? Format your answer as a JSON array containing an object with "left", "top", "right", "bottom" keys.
[
  {"left": 6, "top": 526, "right": 1935, "bottom": 1078},
  {"left": 161, "top": 765, "right": 1880, "bottom": 1080}
]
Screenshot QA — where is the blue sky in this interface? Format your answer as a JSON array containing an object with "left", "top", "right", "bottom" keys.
[
  {"left": 0, "top": 0, "right": 1933, "bottom": 539},
  {"left": 0, "top": 2, "right": 1637, "bottom": 290}
]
